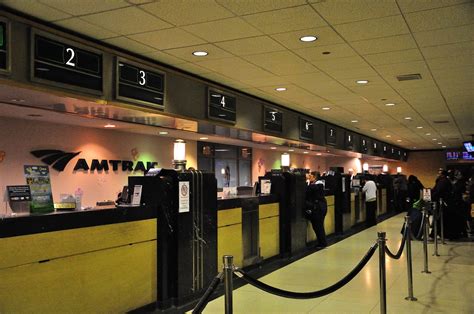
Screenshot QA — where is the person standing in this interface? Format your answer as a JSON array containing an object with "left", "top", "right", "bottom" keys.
[
  {"left": 407, "top": 175, "right": 424, "bottom": 208},
  {"left": 363, "top": 177, "right": 378, "bottom": 227},
  {"left": 305, "top": 172, "right": 327, "bottom": 248}
]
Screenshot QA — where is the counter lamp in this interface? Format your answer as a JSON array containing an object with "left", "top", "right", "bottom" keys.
[
  {"left": 396, "top": 166, "right": 402, "bottom": 174},
  {"left": 173, "top": 139, "right": 187, "bottom": 171},
  {"left": 382, "top": 165, "right": 388, "bottom": 173},
  {"left": 362, "top": 162, "right": 369, "bottom": 172},
  {"left": 281, "top": 153, "right": 290, "bottom": 171}
]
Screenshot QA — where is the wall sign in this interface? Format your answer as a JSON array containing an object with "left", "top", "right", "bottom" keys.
[
  {"left": 208, "top": 88, "right": 236, "bottom": 124},
  {"left": 31, "top": 31, "right": 103, "bottom": 94},
  {"left": 178, "top": 181, "right": 190, "bottom": 213},
  {"left": 360, "top": 137, "right": 368, "bottom": 153},
  {"left": 0, "top": 18, "right": 9, "bottom": 73},
  {"left": 299, "top": 118, "right": 313, "bottom": 141},
  {"left": 264, "top": 107, "right": 282, "bottom": 133},
  {"left": 116, "top": 58, "right": 165, "bottom": 109},
  {"left": 345, "top": 132, "right": 354, "bottom": 150},
  {"left": 326, "top": 125, "right": 337, "bottom": 146},
  {"left": 7, "top": 185, "right": 32, "bottom": 202}
]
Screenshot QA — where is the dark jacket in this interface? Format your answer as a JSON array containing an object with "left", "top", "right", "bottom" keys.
[
  {"left": 408, "top": 175, "right": 424, "bottom": 201},
  {"left": 305, "top": 183, "right": 327, "bottom": 215},
  {"left": 432, "top": 176, "right": 452, "bottom": 202}
]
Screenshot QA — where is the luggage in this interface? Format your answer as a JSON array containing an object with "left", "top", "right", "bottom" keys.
[{"left": 402, "top": 207, "right": 424, "bottom": 239}]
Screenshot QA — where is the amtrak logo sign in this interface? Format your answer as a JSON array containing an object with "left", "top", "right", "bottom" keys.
[{"left": 31, "top": 150, "right": 158, "bottom": 172}]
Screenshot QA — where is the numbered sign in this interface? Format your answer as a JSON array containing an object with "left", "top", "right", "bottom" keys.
[
  {"left": 0, "top": 18, "right": 9, "bottom": 73},
  {"left": 326, "top": 125, "right": 337, "bottom": 145},
  {"left": 116, "top": 58, "right": 165, "bottom": 109},
  {"left": 32, "top": 31, "right": 103, "bottom": 94},
  {"left": 208, "top": 89, "right": 236, "bottom": 123},
  {"left": 345, "top": 132, "right": 354, "bottom": 150},
  {"left": 299, "top": 118, "right": 313, "bottom": 140},
  {"left": 264, "top": 107, "right": 282, "bottom": 133},
  {"left": 360, "top": 137, "right": 368, "bottom": 153}
]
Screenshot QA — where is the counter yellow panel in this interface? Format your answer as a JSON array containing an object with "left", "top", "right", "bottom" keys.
[
  {"left": 326, "top": 195, "right": 335, "bottom": 207},
  {"left": 0, "top": 219, "right": 157, "bottom": 270},
  {"left": 217, "top": 208, "right": 243, "bottom": 271},
  {"left": 259, "top": 202, "right": 279, "bottom": 219},
  {"left": 307, "top": 200, "right": 335, "bottom": 243},
  {"left": 217, "top": 207, "right": 242, "bottom": 227},
  {"left": 0, "top": 222, "right": 157, "bottom": 313}
]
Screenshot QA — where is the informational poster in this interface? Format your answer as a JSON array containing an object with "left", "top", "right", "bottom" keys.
[
  {"left": 7, "top": 185, "right": 32, "bottom": 202},
  {"left": 131, "top": 185, "right": 142, "bottom": 206},
  {"left": 261, "top": 179, "right": 271, "bottom": 194},
  {"left": 422, "top": 188, "right": 431, "bottom": 202},
  {"left": 179, "top": 181, "right": 190, "bottom": 213},
  {"left": 24, "top": 165, "right": 54, "bottom": 214}
]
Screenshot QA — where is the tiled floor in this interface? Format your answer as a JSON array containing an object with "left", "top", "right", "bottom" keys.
[{"left": 198, "top": 214, "right": 474, "bottom": 313}]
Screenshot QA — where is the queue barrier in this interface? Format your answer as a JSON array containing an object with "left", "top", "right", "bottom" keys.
[{"left": 193, "top": 215, "right": 438, "bottom": 314}]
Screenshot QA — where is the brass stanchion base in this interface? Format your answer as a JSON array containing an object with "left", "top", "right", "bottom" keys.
[
  {"left": 405, "top": 296, "right": 418, "bottom": 301},
  {"left": 421, "top": 270, "right": 431, "bottom": 274}
]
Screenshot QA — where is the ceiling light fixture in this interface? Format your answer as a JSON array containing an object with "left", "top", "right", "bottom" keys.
[
  {"left": 386, "top": 135, "right": 391, "bottom": 138},
  {"left": 322, "top": 107, "right": 331, "bottom": 110},
  {"left": 397, "top": 139, "right": 402, "bottom": 142},
  {"left": 104, "top": 124, "right": 116, "bottom": 128},
  {"left": 351, "top": 120, "right": 358, "bottom": 123},
  {"left": 385, "top": 103, "right": 395, "bottom": 106},
  {"left": 300, "top": 35, "right": 318, "bottom": 42},
  {"left": 442, "top": 145, "right": 446, "bottom": 148},
  {"left": 159, "top": 131, "right": 169, "bottom": 135},
  {"left": 416, "top": 126, "right": 423, "bottom": 129},
  {"left": 199, "top": 137, "right": 209, "bottom": 140},
  {"left": 432, "top": 138, "right": 437, "bottom": 141},
  {"left": 270, "top": 147, "right": 277, "bottom": 150},
  {"left": 425, "top": 133, "right": 431, "bottom": 136},
  {"left": 404, "top": 117, "right": 412, "bottom": 120},
  {"left": 303, "top": 151, "right": 308, "bottom": 154},
  {"left": 289, "top": 149, "right": 294, "bottom": 152},
  {"left": 316, "top": 153, "right": 322, "bottom": 156},
  {"left": 371, "top": 128, "right": 377, "bottom": 131},
  {"left": 356, "top": 80, "right": 369, "bottom": 84},
  {"left": 192, "top": 51, "right": 208, "bottom": 56},
  {"left": 11, "top": 98, "right": 25, "bottom": 102},
  {"left": 437, "top": 142, "right": 442, "bottom": 145},
  {"left": 275, "top": 87, "right": 287, "bottom": 91}
]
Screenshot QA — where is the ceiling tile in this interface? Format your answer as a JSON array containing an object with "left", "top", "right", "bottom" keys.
[
  {"left": 216, "top": 0, "right": 307, "bottom": 15},
  {"left": 129, "top": 28, "right": 206, "bottom": 50},
  {"left": 428, "top": 55, "right": 474, "bottom": 70},
  {"left": 239, "top": 75, "right": 290, "bottom": 87},
  {"left": 420, "top": 41, "right": 473, "bottom": 59},
  {"left": 270, "top": 26, "right": 345, "bottom": 50},
  {"left": 405, "top": 3, "right": 473, "bottom": 32},
  {"left": 196, "top": 57, "right": 273, "bottom": 81},
  {"left": 351, "top": 34, "right": 417, "bottom": 55},
  {"left": 140, "top": 0, "right": 235, "bottom": 26},
  {"left": 310, "top": 0, "right": 400, "bottom": 25},
  {"left": 140, "top": 51, "right": 187, "bottom": 65},
  {"left": 103, "top": 36, "right": 155, "bottom": 53},
  {"left": 54, "top": 18, "right": 119, "bottom": 39},
  {"left": 413, "top": 24, "right": 474, "bottom": 47},
  {"left": 38, "top": 0, "right": 130, "bottom": 16},
  {"left": 326, "top": 66, "right": 379, "bottom": 80},
  {"left": 80, "top": 7, "right": 172, "bottom": 35},
  {"left": 365, "top": 49, "right": 424, "bottom": 66},
  {"left": 243, "top": 5, "right": 326, "bottom": 34},
  {"left": 2, "top": 0, "right": 71, "bottom": 21},
  {"left": 164, "top": 44, "right": 234, "bottom": 62},
  {"left": 397, "top": 0, "right": 470, "bottom": 13},
  {"left": 182, "top": 18, "right": 262, "bottom": 42},
  {"left": 176, "top": 62, "right": 214, "bottom": 75},
  {"left": 215, "top": 36, "right": 286, "bottom": 56},
  {"left": 243, "top": 51, "right": 317, "bottom": 76},
  {"left": 335, "top": 15, "right": 410, "bottom": 42},
  {"left": 295, "top": 43, "right": 357, "bottom": 62},
  {"left": 315, "top": 55, "right": 369, "bottom": 71}
]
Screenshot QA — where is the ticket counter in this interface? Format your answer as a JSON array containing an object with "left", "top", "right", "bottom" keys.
[{"left": 307, "top": 195, "right": 336, "bottom": 243}]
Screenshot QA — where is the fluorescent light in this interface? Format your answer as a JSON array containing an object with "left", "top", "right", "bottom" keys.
[
  {"left": 275, "top": 87, "right": 287, "bottom": 91},
  {"left": 300, "top": 35, "right": 318, "bottom": 42},
  {"left": 397, "top": 139, "right": 402, "bottom": 142},
  {"left": 371, "top": 128, "right": 377, "bottom": 131},
  {"left": 386, "top": 135, "right": 391, "bottom": 138},
  {"left": 104, "top": 124, "right": 116, "bottom": 128},
  {"left": 385, "top": 103, "right": 395, "bottom": 106},
  {"left": 199, "top": 137, "right": 209, "bottom": 140},
  {"left": 159, "top": 131, "right": 168, "bottom": 135},
  {"left": 192, "top": 51, "right": 208, "bottom": 56},
  {"left": 316, "top": 153, "right": 322, "bottom": 156},
  {"left": 442, "top": 145, "right": 446, "bottom": 148},
  {"left": 322, "top": 107, "right": 331, "bottom": 110},
  {"left": 416, "top": 126, "right": 423, "bottom": 129},
  {"left": 270, "top": 147, "right": 277, "bottom": 150},
  {"left": 437, "top": 142, "right": 442, "bottom": 144},
  {"left": 351, "top": 120, "right": 358, "bottom": 123},
  {"left": 432, "top": 138, "right": 437, "bottom": 141},
  {"left": 425, "top": 133, "right": 431, "bottom": 135},
  {"left": 404, "top": 117, "right": 412, "bottom": 120},
  {"left": 356, "top": 80, "right": 369, "bottom": 84}
]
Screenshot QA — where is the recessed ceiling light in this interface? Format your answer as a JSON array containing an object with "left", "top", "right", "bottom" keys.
[
  {"left": 104, "top": 124, "right": 116, "bottom": 128},
  {"left": 11, "top": 98, "right": 25, "bottom": 102},
  {"left": 158, "top": 131, "right": 168, "bottom": 135},
  {"left": 316, "top": 153, "right": 322, "bottom": 156},
  {"left": 192, "top": 51, "right": 208, "bottom": 56},
  {"left": 270, "top": 147, "right": 277, "bottom": 150},
  {"left": 432, "top": 138, "right": 437, "bottom": 141},
  {"left": 386, "top": 135, "right": 391, "bottom": 138},
  {"left": 437, "top": 142, "right": 442, "bottom": 144},
  {"left": 300, "top": 35, "right": 318, "bottom": 42},
  {"left": 413, "top": 147, "right": 417, "bottom": 149},
  {"left": 275, "top": 87, "right": 287, "bottom": 91},
  {"left": 351, "top": 120, "right": 358, "bottom": 123},
  {"left": 397, "top": 139, "right": 402, "bottom": 142},
  {"left": 404, "top": 117, "right": 412, "bottom": 120},
  {"left": 371, "top": 128, "right": 377, "bottom": 131},
  {"left": 289, "top": 149, "right": 294, "bottom": 152},
  {"left": 303, "top": 151, "right": 308, "bottom": 154},
  {"left": 442, "top": 145, "right": 446, "bottom": 148},
  {"left": 322, "top": 107, "right": 331, "bottom": 110},
  {"left": 199, "top": 137, "right": 209, "bottom": 140},
  {"left": 385, "top": 103, "right": 395, "bottom": 106},
  {"left": 416, "top": 126, "right": 423, "bottom": 129},
  {"left": 356, "top": 80, "right": 369, "bottom": 84},
  {"left": 425, "top": 133, "right": 431, "bottom": 135}
]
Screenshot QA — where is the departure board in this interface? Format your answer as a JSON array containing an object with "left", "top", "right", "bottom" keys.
[
  {"left": 208, "top": 89, "right": 236, "bottom": 123},
  {"left": 117, "top": 59, "right": 165, "bottom": 109},
  {"left": 299, "top": 118, "right": 313, "bottom": 140},
  {"left": 326, "top": 125, "right": 337, "bottom": 145},
  {"left": 0, "top": 19, "right": 8, "bottom": 72},
  {"left": 32, "top": 32, "right": 103, "bottom": 93},
  {"left": 345, "top": 132, "right": 354, "bottom": 150},
  {"left": 264, "top": 107, "right": 282, "bottom": 133}
]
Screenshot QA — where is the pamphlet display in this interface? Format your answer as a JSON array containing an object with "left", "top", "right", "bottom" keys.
[
  {"left": 24, "top": 165, "right": 54, "bottom": 214},
  {"left": 7, "top": 185, "right": 32, "bottom": 202},
  {"left": 131, "top": 185, "right": 143, "bottom": 206}
]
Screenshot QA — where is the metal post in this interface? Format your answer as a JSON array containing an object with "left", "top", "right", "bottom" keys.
[
  {"left": 404, "top": 216, "right": 417, "bottom": 301},
  {"left": 378, "top": 232, "right": 387, "bottom": 314},
  {"left": 439, "top": 198, "right": 445, "bottom": 244},
  {"left": 223, "top": 255, "right": 234, "bottom": 314},
  {"left": 433, "top": 202, "right": 440, "bottom": 256},
  {"left": 421, "top": 207, "right": 431, "bottom": 274}
]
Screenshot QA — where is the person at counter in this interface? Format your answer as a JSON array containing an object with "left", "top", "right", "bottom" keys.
[
  {"left": 362, "top": 177, "right": 377, "bottom": 227},
  {"left": 305, "top": 172, "right": 327, "bottom": 248}
]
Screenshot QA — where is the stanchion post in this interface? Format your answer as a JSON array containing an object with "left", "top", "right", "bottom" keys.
[
  {"left": 439, "top": 198, "right": 445, "bottom": 244},
  {"left": 421, "top": 206, "right": 431, "bottom": 274},
  {"left": 433, "top": 202, "right": 440, "bottom": 256},
  {"left": 404, "top": 216, "right": 417, "bottom": 301},
  {"left": 223, "top": 255, "right": 234, "bottom": 314},
  {"left": 377, "top": 232, "right": 387, "bottom": 314}
]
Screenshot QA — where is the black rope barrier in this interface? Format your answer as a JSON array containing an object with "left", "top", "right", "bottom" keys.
[
  {"left": 385, "top": 226, "right": 408, "bottom": 260},
  {"left": 234, "top": 242, "right": 378, "bottom": 299},
  {"left": 192, "top": 272, "right": 224, "bottom": 314}
]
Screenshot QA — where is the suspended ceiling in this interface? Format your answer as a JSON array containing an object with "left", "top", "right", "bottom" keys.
[{"left": 2, "top": 0, "right": 473, "bottom": 150}]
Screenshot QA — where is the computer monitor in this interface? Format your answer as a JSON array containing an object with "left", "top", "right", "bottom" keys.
[{"left": 463, "top": 141, "right": 474, "bottom": 153}]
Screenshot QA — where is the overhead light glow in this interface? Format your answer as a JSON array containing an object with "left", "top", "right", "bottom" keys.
[
  {"left": 316, "top": 153, "right": 322, "bottom": 156},
  {"left": 104, "top": 124, "right": 116, "bottom": 128},
  {"left": 397, "top": 139, "right": 402, "bottom": 142},
  {"left": 300, "top": 35, "right": 318, "bottom": 42},
  {"left": 437, "top": 142, "right": 442, "bottom": 144},
  {"left": 404, "top": 117, "right": 412, "bottom": 120},
  {"left": 159, "top": 131, "right": 169, "bottom": 135},
  {"left": 442, "top": 145, "right": 446, "bottom": 148},
  {"left": 322, "top": 107, "right": 331, "bottom": 110},
  {"left": 432, "top": 138, "right": 437, "bottom": 141},
  {"left": 281, "top": 153, "right": 290, "bottom": 167},
  {"left": 371, "top": 128, "right": 377, "bottom": 131},
  {"left": 270, "top": 147, "right": 277, "bottom": 150},
  {"left": 385, "top": 103, "right": 395, "bottom": 106},
  {"left": 303, "top": 151, "right": 309, "bottom": 154},
  {"left": 288, "top": 149, "right": 294, "bottom": 152},
  {"left": 386, "top": 135, "right": 391, "bottom": 138},
  {"left": 192, "top": 51, "right": 208, "bottom": 56},
  {"left": 425, "top": 133, "right": 431, "bottom": 135},
  {"left": 275, "top": 87, "right": 287, "bottom": 91},
  {"left": 417, "top": 126, "right": 423, "bottom": 129},
  {"left": 199, "top": 137, "right": 209, "bottom": 140},
  {"left": 356, "top": 80, "right": 369, "bottom": 84},
  {"left": 351, "top": 120, "right": 358, "bottom": 123}
]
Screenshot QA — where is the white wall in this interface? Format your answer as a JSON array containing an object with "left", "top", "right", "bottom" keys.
[{"left": 0, "top": 117, "right": 197, "bottom": 213}]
